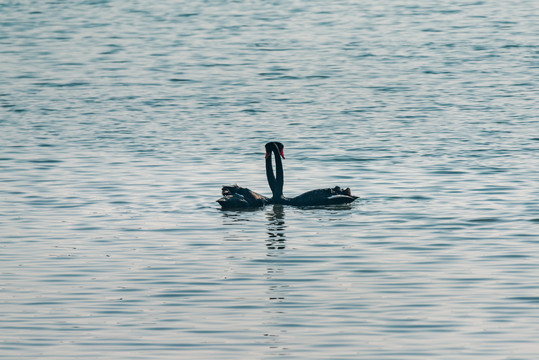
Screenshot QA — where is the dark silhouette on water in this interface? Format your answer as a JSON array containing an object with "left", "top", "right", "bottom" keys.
[{"left": 217, "top": 142, "right": 358, "bottom": 209}]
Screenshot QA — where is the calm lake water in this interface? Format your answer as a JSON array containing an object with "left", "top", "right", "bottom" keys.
[{"left": 1, "top": 0, "right": 538, "bottom": 358}]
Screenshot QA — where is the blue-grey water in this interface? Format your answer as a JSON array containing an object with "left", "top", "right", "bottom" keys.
[{"left": 1, "top": 0, "right": 538, "bottom": 358}]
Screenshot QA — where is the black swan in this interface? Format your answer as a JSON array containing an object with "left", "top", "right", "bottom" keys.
[{"left": 217, "top": 142, "right": 358, "bottom": 209}]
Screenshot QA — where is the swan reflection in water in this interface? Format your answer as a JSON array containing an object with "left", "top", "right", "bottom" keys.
[
  {"left": 220, "top": 204, "right": 354, "bottom": 355},
  {"left": 266, "top": 204, "right": 286, "bottom": 250},
  {"left": 264, "top": 204, "right": 287, "bottom": 345}
]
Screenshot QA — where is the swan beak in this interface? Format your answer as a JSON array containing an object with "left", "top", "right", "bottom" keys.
[{"left": 265, "top": 146, "right": 285, "bottom": 159}]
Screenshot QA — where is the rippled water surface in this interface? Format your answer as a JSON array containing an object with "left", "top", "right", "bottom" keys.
[{"left": 1, "top": 0, "right": 539, "bottom": 358}]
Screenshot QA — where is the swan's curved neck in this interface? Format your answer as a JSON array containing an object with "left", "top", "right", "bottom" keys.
[{"left": 266, "top": 145, "right": 284, "bottom": 201}]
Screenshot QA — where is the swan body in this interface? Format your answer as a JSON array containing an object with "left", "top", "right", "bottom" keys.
[
  {"left": 286, "top": 186, "right": 357, "bottom": 206},
  {"left": 217, "top": 142, "right": 358, "bottom": 209},
  {"left": 217, "top": 185, "right": 269, "bottom": 209}
]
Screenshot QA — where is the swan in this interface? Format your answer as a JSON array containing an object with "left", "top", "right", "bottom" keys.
[{"left": 217, "top": 142, "right": 358, "bottom": 209}]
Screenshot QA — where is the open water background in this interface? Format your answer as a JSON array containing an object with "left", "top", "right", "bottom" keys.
[{"left": 1, "top": 0, "right": 538, "bottom": 358}]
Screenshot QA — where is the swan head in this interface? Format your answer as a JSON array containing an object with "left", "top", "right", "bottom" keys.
[{"left": 265, "top": 142, "right": 285, "bottom": 160}]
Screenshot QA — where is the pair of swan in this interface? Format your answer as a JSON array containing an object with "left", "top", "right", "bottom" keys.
[{"left": 217, "top": 142, "right": 358, "bottom": 209}]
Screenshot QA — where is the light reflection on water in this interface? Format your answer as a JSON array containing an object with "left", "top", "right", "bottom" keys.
[{"left": 1, "top": 0, "right": 539, "bottom": 358}]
